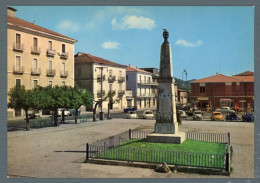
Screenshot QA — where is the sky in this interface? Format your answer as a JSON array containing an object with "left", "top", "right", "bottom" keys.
[{"left": 13, "top": 6, "right": 254, "bottom": 80}]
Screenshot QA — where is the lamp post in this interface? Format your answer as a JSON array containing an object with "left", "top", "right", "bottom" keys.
[{"left": 96, "top": 65, "right": 107, "bottom": 120}]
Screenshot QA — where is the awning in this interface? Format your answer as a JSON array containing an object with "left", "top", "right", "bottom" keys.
[{"left": 198, "top": 97, "right": 208, "bottom": 100}]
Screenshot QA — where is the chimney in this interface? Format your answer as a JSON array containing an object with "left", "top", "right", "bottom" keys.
[
  {"left": 216, "top": 72, "right": 218, "bottom": 75},
  {"left": 7, "top": 7, "right": 17, "bottom": 17},
  {"left": 33, "top": 21, "right": 36, "bottom": 25}
]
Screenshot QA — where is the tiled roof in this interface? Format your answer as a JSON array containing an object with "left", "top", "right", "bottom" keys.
[
  {"left": 191, "top": 72, "right": 254, "bottom": 83},
  {"left": 8, "top": 16, "right": 77, "bottom": 42},
  {"left": 235, "top": 71, "right": 254, "bottom": 76},
  {"left": 126, "top": 66, "right": 152, "bottom": 74},
  {"left": 74, "top": 52, "right": 126, "bottom": 67}
]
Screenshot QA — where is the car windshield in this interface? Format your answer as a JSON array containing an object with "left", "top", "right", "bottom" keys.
[
  {"left": 214, "top": 113, "right": 221, "bottom": 115},
  {"left": 130, "top": 112, "right": 136, "bottom": 114},
  {"left": 145, "top": 111, "right": 153, "bottom": 114}
]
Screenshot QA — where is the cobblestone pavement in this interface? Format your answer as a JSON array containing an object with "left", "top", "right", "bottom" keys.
[{"left": 7, "top": 119, "right": 254, "bottom": 178}]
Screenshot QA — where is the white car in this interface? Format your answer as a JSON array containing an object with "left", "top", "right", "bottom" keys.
[
  {"left": 143, "top": 110, "right": 155, "bottom": 119},
  {"left": 179, "top": 110, "right": 187, "bottom": 119},
  {"left": 57, "top": 109, "right": 70, "bottom": 116},
  {"left": 127, "top": 111, "right": 138, "bottom": 119}
]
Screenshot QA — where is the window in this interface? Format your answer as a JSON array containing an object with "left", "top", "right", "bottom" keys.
[
  {"left": 62, "top": 44, "right": 66, "bottom": 53},
  {"left": 49, "top": 60, "right": 52, "bottom": 70},
  {"left": 200, "top": 86, "right": 205, "bottom": 93},
  {"left": 33, "top": 37, "right": 38, "bottom": 52},
  {"left": 33, "top": 58, "right": 38, "bottom": 70},
  {"left": 139, "top": 75, "right": 141, "bottom": 82},
  {"left": 126, "top": 75, "right": 128, "bottom": 81},
  {"left": 49, "top": 81, "right": 53, "bottom": 86},
  {"left": 33, "top": 80, "right": 38, "bottom": 88},
  {"left": 109, "top": 84, "right": 112, "bottom": 91},
  {"left": 15, "top": 56, "right": 21, "bottom": 70},
  {"left": 15, "top": 79, "right": 21, "bottom": 86},
  {"left": 62, "top": 62, "right": 66, "bottom": 73},
  {"left": 119, "top": 70, "right": 122, "bottom": 77},
  {"left": 109, "top": 69, "right": 113, "bottom": 77},
  {"left": 119, "top": 84, "right": 122, "bottom": 91},
  {"left": 144, "top": 76, "right": 146, "bottom": 83},
  {"left": 16, "top": 33, "right": 21, "bottom": 49},
  {"left": 48, "top": 41, "right": 52, "bottom": 50},
  {"left": 62, "top": 81, "right": 65, "bottom": 86}
]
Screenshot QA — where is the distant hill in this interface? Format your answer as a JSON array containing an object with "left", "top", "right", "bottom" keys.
[{"left": 175, "top": 77, "right": 196, "bottom": 90}]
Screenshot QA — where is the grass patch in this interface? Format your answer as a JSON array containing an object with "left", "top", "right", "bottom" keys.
[{"left": 94, "top": 139, "right": 226, "bottom": 169}]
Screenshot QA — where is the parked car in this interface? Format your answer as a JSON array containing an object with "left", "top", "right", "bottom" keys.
[
  {"left": 216, "top": 108, "right": 235, "bottom": 113},
  {"left": 179, "top": 110, "right": 187, "bottom": 120},
  {"left": 127, "top": 111, "right": 138, "bottom": 119},
  {"left": 242, "top": 112, "right": 254, "bottom": 122},
  {"left": 225, "top": 112, "right": 240, "bottom": 121},
  {"left": 211, "top": 112, "right": 224, "bottom": 121},
  {"left": 143, "top": 110, "right": 155, "bottom": 119},
  {"left": 193, "top": 110, "right": 203, "bottom": 120},
  {"left": 124, "top": 106, "right": 137, "bottom": 113},
  {"left": 57, "top": 109, "right": 70, "bottom": 116},
  {"left": 69, "top": 109, "right": 81, "bottom": 116}
]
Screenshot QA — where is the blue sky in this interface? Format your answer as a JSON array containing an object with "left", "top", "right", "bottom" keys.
[{"left": 14, "top": 6, "right": 254, "bottom": 80}]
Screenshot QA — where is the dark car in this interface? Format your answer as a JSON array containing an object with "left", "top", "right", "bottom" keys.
[
  {"left": 124, "top": 107, "right": 137, "bottom": 113},
  {"left": 69, "top": 109, "right": 81, "bottom": 116},
  {"left": 225, "top": 112, "right": 240, "bottom": 121},
  {"left": 242, "top": 112, "right": 254, "bottom": 122}
]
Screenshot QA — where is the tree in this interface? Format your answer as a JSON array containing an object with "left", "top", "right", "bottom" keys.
[
  {"left": 92, "top": 95, "right": 109, "bottom": 121},
  {"left": 107, "top": 92, "right": 120, "bottom": 119},
  {"left": 8, "top": 86, "right": 34, "bottom": 131}
]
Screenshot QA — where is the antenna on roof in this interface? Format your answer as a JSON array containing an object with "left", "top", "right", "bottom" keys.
[{"left": 33, "top": 21, "right": 36, "bottom": 25}]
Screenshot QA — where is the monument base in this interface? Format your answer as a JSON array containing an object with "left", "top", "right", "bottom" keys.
[{"left": 146, "top": 132, "right": 186, "bottom": 144}]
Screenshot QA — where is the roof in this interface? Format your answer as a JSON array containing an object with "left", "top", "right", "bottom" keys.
[
  {"left": 191, "top": 73, "right": 254, "bottom": 83},
  {"left": 235, "top": 71, "right": 254, "bottom": 76},
  {"left": 126, "top": 66, "right": 152, "bottom": 74},
  {"left": 74, "top": 52, "right": 126, "bottom": 67},
  {"left": 8, "top": 15, "right": 77, "bottom": 42}
]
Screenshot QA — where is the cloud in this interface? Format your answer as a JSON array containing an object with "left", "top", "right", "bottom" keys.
[
  {"left": 175, "top": 39, "right": 203, "bottom": 47},
  {"left": 101, "top": 42, "right": 121, "bottom": 49},
  {"left": 57, "top": 20, "right": 80, "bottom": 32},
  {"left": 85, "top": 22, "right": 95, "bottom": 30},
  {"left": 111, "top": 15, "right": 156, "bottom": 30}
]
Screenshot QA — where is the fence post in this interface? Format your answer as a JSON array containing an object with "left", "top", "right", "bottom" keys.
[
  {"left": 86, "top": 143, "right": 89, "bottom": 160},
  {"left": 225, "top": 144, "right": 230, "bottom": 172},
  {"left": 129, "top": 129, "right": 131, "bottom": 140},
  {"left": 228, "top": 132, "right": 230, "bottom": 145}
]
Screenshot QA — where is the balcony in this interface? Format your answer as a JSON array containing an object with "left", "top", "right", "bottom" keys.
[
  {"left": 97, "top": 75, "right": 106, "bottom": 82},
  {"left": 13, "top": 42, "right": 24, "bottom": 52},
  {"left": 46, "top": 49, "right": 56, "bottom": 57},
  {"left": 46, "top": 69, "right": 56, "bottom": 77},
  {"left": 31, "top": 68, "right": 41, "bottom": 76},
  {"left": 97, "top": 90, "right": 105, "bottom": 98},
  {"left": 31, "top": 46, "right": 41, "bottom": 55},
  {"left": 13, "top": 66, "right": 24, "bottom": 75},
  {"left": 137, "top": 80, "right": 158, "bottom": 86},
  {"left": 118, "top": 76, "right": 125, "bottom": 83},
  {"left": 108, "top": 90, "right": 116, "bottom": 95},
  {"left": 60, "top": 70, "right": 68, "bottom": 78},
  {"left": 108, "top": 76, "right": 116, "bottom": 83},
  {"left": 60, "top": 52, "right": 68, "bottom": 59},
  {"left": 136, "top": 93, "right": 156, "bottom": 98},
  {"left": 118, "top": 90, "right": 125, "bottom": 97}
]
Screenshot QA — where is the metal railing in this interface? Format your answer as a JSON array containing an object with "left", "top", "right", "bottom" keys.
[
  {"left": 97, "top": 75, "right": 106, "bottom": 82},
  {"left": 136, "top": 93, "right": 156, "bottom": 98},
  {"left": 60, "top": 52, "right": 68, "bottom": 59},
  {"left": 13, "top": 42, "right": 24, "bottom": 52},
  {"left": 13, "top": 66, "right": 24, "bottom": 74},
  {"left": 31, "top": 68, "right": 41, "bottom": 75},
  {"left": 97, "top": 90, "right": 105, "bottom": 98},
  {"left": 108, "top": 76, "right": 116, "bottom": 83},
  {"left": 186, "top": 132, "right": 230, "bottom": 144},
  {"left": 46, "top": 49, "right": 56, "bottom": 57},
  {"left": 137, "top": 80, "right": 158, "bottom": 85},
  {"left": 31, "top": 46, "right": 41, "bottom": 54},
  {"left": 118, "top": 90, "right": 125, "bottom": 96},
  {"left": 118, "top": 77, "right": 125, "bottom": 83},
  {"left": 46, "top": 69, "right": 56, "bottom": 76},
  {"left": 60, "top": 70, "right": 68, "bottom": 78}
]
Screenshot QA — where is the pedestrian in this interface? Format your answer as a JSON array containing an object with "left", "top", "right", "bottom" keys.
[{"left": 237, "top": 105, "right": 239, "bottom": 114}]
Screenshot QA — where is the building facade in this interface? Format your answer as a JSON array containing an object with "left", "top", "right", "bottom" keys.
[
  {"left": 190, "top": 71, "right": 254, "bottom": 112},
  {"left": 74, "top": 52, "right": 127, "bottom": 111},
  {"left": 126, "top": 66, "right": 158, "bottom": 109},
  {"left": 7, "top": 7, "right": 77, "bottom": 117}
]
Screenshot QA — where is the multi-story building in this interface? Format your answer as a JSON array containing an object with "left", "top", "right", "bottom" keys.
[
  {"left": 126, "top": 66, "right": 158, "bottom": 109},
  {"left": 190, "top": 71, "right": 254, "bottom": 112},
  {"left": 7, "top": 7, "right": 77, "bottom": 117},
  {"left": 74, "top": 52, "right": 127, "bottom": 111}
]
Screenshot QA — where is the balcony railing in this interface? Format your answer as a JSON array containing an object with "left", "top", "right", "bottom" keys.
[
  {"left": 13, "top": 66, "right": 24, "bottom": 74},
  {"left": 118, "top": 77, "right": 125, "bottom": 83},
  {"left": 13, "top": 42, "right": 24, "bottom": 52},
  {"left": 118, "top": 90, "right": 125, "bottom": 97},
  {"left": 46, "top": 69, "right": 56, "bottom": 77},
  {"left": 46, "top": 49, "right": 56, "bottom": 57},
  {"left": 97, "top": 90, "right": 105, "bottom": 98},
  {"left": 31, "top": 46, "right": 41, "bottom": 55},
  {"left": 97, "top": 75, "right": 106, "bottom": 82},
  {"left": 108, "top": 90, "right": 116, "bottom": 95},
  {"left": 108, "top": 76, "right": 116, "bottom": 83},
  {"left": 136, "top": 93, "right": 156, "bottom": 98},
  {"left": 60, "top": 52, "right": 68, "bottom": 59},
  {"left": 31, "top": 68, "right": 41, "bottom": 76},
  {"left": 193, "top": 92, "right": 254, "bottom": 97},
  {"left": 60, "top": 70, "right": 68, "bottom": 78},
  {"left": 137, "top": 80, "right": 158, "bottom": 86}
]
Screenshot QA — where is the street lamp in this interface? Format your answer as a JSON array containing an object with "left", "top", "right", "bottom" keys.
[
  {"left": 96, "top": 64, "right": 107, "bottom": 120},
  {"left": 182, "top": 69, "right": 187, "bottom": 105}
]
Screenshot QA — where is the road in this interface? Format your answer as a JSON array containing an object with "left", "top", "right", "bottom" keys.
[{"left": 7, "top": 118, "right": 254, "bottom": 178}]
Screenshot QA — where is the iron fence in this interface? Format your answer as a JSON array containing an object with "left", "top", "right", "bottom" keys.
[{"left": 186, "top": 132, "right": 230, "bottom": 144}]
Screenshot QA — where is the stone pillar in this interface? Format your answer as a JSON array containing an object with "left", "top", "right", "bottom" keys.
[{"left": 147, "top": 29, "right": 185, "bottom": 144}]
